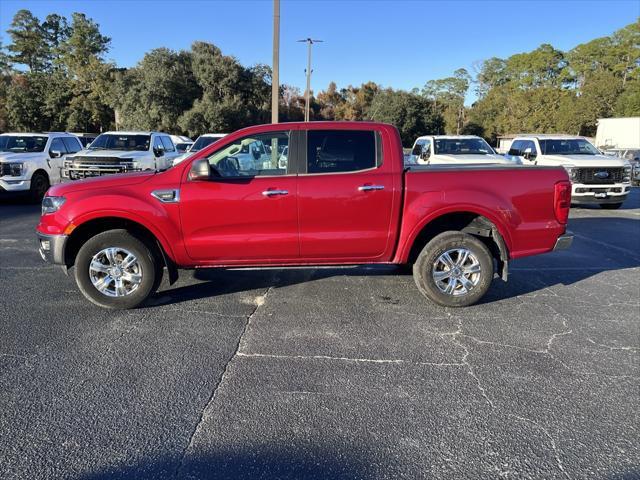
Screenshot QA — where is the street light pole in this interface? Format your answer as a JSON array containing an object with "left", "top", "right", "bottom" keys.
[
  {"left": 297, "top": 38, "right": 323, "bottom": 122},
  {"left": 271, "top": 0, "right": 280, "bottom": 124}
]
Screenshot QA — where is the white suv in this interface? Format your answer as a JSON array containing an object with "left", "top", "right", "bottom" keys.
[
  {"left": 408, "top": 135, "right": 513, "bottom": 165},
  {"left": 62, "top": 131, "right": 180, "bottom": 180},
  {"left": 0, "top": 132, "right": 82, "bottom": 201},
  {"left": 507, "top": 135, "right": 632, "bottom": 209}
]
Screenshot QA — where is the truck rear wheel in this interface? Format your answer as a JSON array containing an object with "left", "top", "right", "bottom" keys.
[
  {"left": 413, "top": 231, "right": 494, "bottom": 307},
  {"left": 74, "top": 229, "right": 158, "bottom": 309}
]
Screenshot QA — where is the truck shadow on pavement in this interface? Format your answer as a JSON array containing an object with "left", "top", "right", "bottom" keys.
[
  {"left": 155, "top": 217, "right": 639, "bottom": 307},
  {"left": 77, "top": 449, "right": 373, "bottom": 480}
]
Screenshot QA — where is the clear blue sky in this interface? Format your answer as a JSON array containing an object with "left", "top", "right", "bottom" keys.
[{"left": 1, "top": 0, "right": 638, "bottom": 103}]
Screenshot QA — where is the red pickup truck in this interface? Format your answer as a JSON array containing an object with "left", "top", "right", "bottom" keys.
[{"left": 36, "top": 121, "right": 573, "bottom": 309}]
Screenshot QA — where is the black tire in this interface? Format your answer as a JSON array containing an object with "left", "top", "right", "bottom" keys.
[
  {"left": 600, "top": 203, "right": 623, "bottom": 210},
  {"left": 74, "top": 229, "right": 158, "bottom": 309},
  {"left": 29, "top": 171, "right": 50, "bottom": 203},
  {"left": 413, "top": 231, "right": 494, "bottom": 308}
]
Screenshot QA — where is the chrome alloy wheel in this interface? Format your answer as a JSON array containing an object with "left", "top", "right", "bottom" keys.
[
  {"left": 432, "top": 248, "right": 482, "bottom": 296},
  {"left": 89, "top": 247, "right": 143, "bottom": 297}
]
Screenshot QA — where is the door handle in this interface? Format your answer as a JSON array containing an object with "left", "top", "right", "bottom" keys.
[
  {"left": 358, "top": 185, "right": 385, "bottom": 191},
  {"left": 262, "top": 189, "right": 289, "bottom": 196}
]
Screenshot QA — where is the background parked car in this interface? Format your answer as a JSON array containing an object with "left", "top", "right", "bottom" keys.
[
  {"left": 408, "top": 135, "right": 515, "bottom": 165},
  {"left": 0, "top": 132, "right": 82, "bottom": 201},
  {"left": 62, "top": 131, "right": 180, "bottom": 180},
  {"left": 172, "top": 133, "right": 227, "bottom": 166},
  {"left": 174, "top": 142, "right": 193, "bottom": 154},
  {"left": 70, "top": 133, "right": 98, "bottom": 149},
  {"left": 507, "top": 134, "right": 632, "bottom": 208}
]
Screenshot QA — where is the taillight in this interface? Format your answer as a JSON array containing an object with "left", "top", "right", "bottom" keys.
[{"left": 554, "top": 181, "right": 571, "bottom": 224}]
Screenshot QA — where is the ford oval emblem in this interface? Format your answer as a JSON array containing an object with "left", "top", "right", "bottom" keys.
[{"left": 594, "top": 171, "right": 609, "bottom": 179}]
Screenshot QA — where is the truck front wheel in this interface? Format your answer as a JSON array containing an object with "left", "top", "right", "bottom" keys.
[
  {"left": 413, "top": 231, "right": 494, "bottom": 307},
  {"left": 74, "top": 230, "right": 158, "bottom": 309},
  {"left": 29, "top": 171, "right": 50, "bottom": 203}
]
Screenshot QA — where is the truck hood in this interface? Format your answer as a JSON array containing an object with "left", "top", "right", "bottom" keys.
[
  {"left": 70, "top": 149, "right": 151, "bottom": 159},
  {"left": 429, "top": 154, "right": 512, "bottom": 164},
  {"left": 0, "top": 152, "right": 43, "bottom": 163},
  {"left": 48, "top": 171, "right": 155, "bottom": 196},
  {"left": 541, "top": 154, "right": 627, "bottom": 167}
]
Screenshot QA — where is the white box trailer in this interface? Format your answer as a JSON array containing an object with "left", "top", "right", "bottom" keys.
[{"left": 595, "top": 117, "right": 640, "bottom": 149}]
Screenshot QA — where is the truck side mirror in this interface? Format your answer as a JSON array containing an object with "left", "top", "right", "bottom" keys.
[
  {"left": 188, "top": 159, "right": 211, "bottom": 181},
  {"left": 50, "top": 150, "right": 62, "bottom": 158},
  {"left": 523, "top": 151, "right": 533, "bottom": 160},
  {"left": 420, "top": 149, "right": 430, "bottom": 160},
  {"left": 154, "top": 147, "right": 164, "bottom": 157}
]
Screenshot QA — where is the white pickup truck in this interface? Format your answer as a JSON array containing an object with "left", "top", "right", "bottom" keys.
[
  {"left": 408, "top": 135, "right": 513, "bottom": 165},
  {"left": 0, "top": 132, "right": 83, "bottom": 201},
  {"left": 62, "top": 131, "right": 180, "bottom": 180},
  {"left": 507, "top": 135, "right": 632, "bottom": 209},
  {"left": 172, "top": 133, "right": 227, "bottom": 166}
]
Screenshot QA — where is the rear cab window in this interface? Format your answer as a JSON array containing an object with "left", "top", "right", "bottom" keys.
[{"left": 305, "top": 130, "right": 380, "bottom": 174}]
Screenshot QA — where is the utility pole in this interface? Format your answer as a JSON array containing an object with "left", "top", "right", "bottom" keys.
[
  {"left": 271, "top": 0, "right": 280, "bottom": 124},
  {"left": 297, "top": 38, "right": 323, "bottom": 121}
]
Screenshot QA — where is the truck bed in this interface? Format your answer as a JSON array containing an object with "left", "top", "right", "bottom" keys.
[{"left": 400, "top": 164, "right": 569, "bottom": 260}]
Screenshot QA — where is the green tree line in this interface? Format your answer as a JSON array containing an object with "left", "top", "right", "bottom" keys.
[{"left": 1, "top": 9, "right": 638, "bottom": 146}]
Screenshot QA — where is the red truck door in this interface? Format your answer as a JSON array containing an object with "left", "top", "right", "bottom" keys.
[
  {"left": 179, "top": 131, "right": 298, "bottom": 262},
  {"left": 297, "top": 128, "right": 397, "bottom": 261}
]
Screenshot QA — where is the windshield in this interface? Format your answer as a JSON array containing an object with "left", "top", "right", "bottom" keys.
[
  {"left": 434, "top": 138, "right": 494, "bottom": 155},
  {"left": 0, "top": 135, "right": 47, "bottom": 153},
  {"left": 539, "top": 139, "right": 599, "bottom": 155},
  {"left": 192, "top": 136, "right": 223, "bottom": 152},
  {"left": 89, "top": 134, "right": 150, "bottom": 151}
]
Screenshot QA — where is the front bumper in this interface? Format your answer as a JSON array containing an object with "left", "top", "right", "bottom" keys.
[
  {"left": 570, "top": 183, "right": 630, "bottom": 204},
  {"left": 553, "top": 232, "right": 573, "bottom": 251},
  {"left": 37, "top": 232, "right": 67, "bottom": 265},
  {"left": 0, "top": 178, "right": 30, "bottom": 193}
]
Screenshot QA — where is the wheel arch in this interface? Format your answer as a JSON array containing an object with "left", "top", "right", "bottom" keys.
[
  {"left": 63, "top": 216, "right": 178, "bottom": 284},
  {"left": 403, "top": 210, "right": 510, "bottom": 280}
]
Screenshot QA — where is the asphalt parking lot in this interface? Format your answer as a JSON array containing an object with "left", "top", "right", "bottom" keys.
[{"left": 1, "top": 189, "right": 639, "bottom": 480}]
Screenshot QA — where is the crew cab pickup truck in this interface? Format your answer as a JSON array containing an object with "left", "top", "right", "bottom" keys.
[
  {"left": 62, "top": 131, "right": 180, "bottom": 180},
  {"left": 408, "top": 135, "right": 513, "bottom": 165},
  {"left": 0, "top": 132, "right": 83, "bottom": 201},
  {"left": 507, "top": 135, "right": 632, "bottom": 209},
  {"left": 36, "top": 122, "right": 573, "bottom": 309}
]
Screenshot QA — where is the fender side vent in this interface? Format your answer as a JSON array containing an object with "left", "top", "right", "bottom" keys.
[{"left": 151, "top": 189, "right": 180, "bottom": 203}]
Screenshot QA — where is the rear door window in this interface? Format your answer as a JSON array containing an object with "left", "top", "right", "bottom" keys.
[{"left": 306, "top": 130, "right": 377, "bottom": 174}]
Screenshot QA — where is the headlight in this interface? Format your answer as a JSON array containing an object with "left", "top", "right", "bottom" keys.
[
  {"left": 562, "top": 165, "right": 577, "bottom": 180},
  {"left": 41, "top": 196, "right": 66, "bottom": 215},
  {"left": 6, "top": 163, "right": 24, "bottom": 176},
  {"left": 623, "top": 164, "right": 632, "bottom": 182}
]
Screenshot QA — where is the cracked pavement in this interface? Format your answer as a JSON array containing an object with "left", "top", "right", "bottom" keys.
[{"left": 1, "top": 189, "right": 639, "bottom": 479}]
